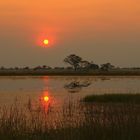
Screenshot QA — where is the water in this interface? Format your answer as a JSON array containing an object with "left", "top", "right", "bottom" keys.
[{"left": 0, "top": 76, "right": 140, "bottom": 107}]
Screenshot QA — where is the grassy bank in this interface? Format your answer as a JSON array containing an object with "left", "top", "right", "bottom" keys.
[
  {"left": 0, "top": 99, "right": 140, "bottom": 140},
  {"left": 82, "top": 94, "right": 140, "bottom": 103}
]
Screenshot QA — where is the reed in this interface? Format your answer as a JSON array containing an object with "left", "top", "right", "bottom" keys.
[{"left": 0, "top": 99, "right": 139, "bottom": 140}]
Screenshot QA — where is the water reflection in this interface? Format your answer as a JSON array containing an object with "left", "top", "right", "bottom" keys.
[
  {"left": 27, "top": 91, "right": 52, "bottom": 113},
  {"left": 64, "top": 81, "right": 91, "bottom": 93},
  {"left": 40, "top": 91, "right": 52, "bottom": 111},
  {"left": 43, "top": 96, "right": 49, "bottom": 102},
  {"left": 1, "top": 76, "right": 140, "bottom": 108}
]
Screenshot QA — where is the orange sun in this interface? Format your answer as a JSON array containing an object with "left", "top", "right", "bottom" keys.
[{"left": 43, "top": 39, "right": 49, "bottom": 45}]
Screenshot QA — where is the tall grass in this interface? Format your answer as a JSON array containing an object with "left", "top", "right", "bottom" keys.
[{"left": 0, "top": 99, "right": 139, "bottom": 140}]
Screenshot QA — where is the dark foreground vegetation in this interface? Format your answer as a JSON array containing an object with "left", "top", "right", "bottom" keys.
[{"left": 0, "top": 97, "right": 140, "bottom": 140}]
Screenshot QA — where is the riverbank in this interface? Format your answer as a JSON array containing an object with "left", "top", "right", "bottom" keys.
[
  {"left": 1, "top": 69, "right": 140, "bottom": 76},
  {"left": 82, "top": 94, "right": 140, "bottom": 103}
]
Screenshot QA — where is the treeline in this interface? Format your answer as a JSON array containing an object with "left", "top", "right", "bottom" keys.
[
  {"left": 64, "top": 54, "right": 115, "bottom": 71},
  {"left": 0, "top": 54, "right": 118, "bottom": 71}
]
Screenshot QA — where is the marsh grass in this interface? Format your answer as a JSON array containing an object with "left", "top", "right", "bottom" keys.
[
  {"left": 0, "top": 98, "right": 139, "bottom": 140},
  {"left": 83, "top": 94, "right": 140, "bottom": 103}
]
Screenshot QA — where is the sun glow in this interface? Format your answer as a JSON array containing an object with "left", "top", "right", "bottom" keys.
[
  {"left": 43, "top": 96, "right": 49, "bottom": 102},
  {"left": 40, "top": 92, "right": 51, "bottom": 111},
  {"left": 43, "top": 39, "right": 49, "bottom": 45},
  {"left": 41, "top": 91, "right": 50, "bottom": 103}
]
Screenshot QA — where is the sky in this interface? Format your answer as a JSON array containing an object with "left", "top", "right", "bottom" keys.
[{"left": 0, "top": 0, "right": 140, "bottom": 67}]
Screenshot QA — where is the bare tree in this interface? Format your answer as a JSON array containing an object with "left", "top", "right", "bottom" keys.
[{"left": 64, "top": 54, "right": 82, "bottom": 70}]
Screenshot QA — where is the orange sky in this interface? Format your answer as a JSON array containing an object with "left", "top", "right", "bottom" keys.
[{"left": 0, "top": 0, "right": 140, "bottom": 67}]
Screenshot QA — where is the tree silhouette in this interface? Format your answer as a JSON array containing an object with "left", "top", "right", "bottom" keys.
[
  {"left": 101, "top": 63, "right": 114, "bottom": 71},
  {"left": 64, "top": 54, "right": 82, "bottom": 70}
]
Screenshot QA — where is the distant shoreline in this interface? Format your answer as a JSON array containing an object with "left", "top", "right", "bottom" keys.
[{"left": 0, "top": 69, "right": 140, "bottom": 76}]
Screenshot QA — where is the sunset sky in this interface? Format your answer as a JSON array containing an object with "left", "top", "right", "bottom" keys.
[{"left": 0, "top": 0, "right": 140, "bottom": 67}]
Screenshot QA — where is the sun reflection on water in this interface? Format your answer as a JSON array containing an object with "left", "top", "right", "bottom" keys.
[
  {"left": 40, "top": 91, "right": 52, "bottom": 111},
  {"left": 43, "top": 96, "right": 49, "bottom": 102}
]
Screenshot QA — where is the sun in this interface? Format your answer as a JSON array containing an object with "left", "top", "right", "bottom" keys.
[{"left": 43, "top": 39, "right": 49, "bottom": 45}]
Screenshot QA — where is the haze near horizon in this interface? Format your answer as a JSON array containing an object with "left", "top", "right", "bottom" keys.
[{"left": 0, "top": 0, "right": 140, "bottom": 67}]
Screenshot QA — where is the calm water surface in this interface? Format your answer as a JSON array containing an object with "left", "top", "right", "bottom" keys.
[{"left": 0, "top": 76, "right": 140, "bottom": 107}]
